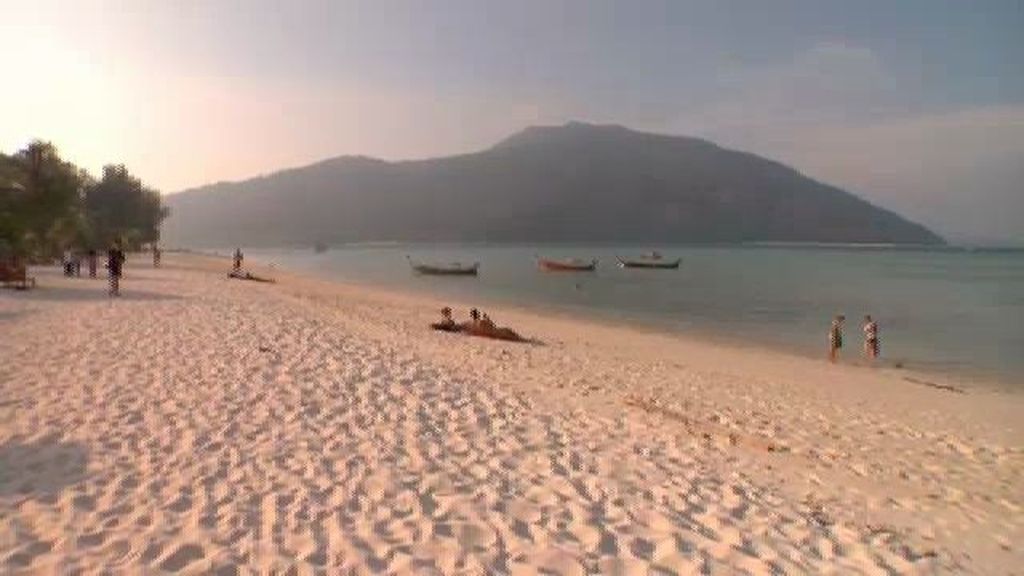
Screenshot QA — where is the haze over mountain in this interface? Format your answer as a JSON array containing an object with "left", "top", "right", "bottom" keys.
[{"left": 163, "top": 122, "right": 942, "bottom": 247}]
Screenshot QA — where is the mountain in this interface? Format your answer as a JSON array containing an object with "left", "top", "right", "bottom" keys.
[{"left": 162, "top": 122, "right": 943, "bottom": 247}]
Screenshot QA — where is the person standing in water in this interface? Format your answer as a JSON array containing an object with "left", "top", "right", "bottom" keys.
[
  {"left": 863, "top": 315, "right": 880, "bottom": 361},
  {"left": 828, "top": 315, "right": 845, "bottom": 362},
  {"left": 107, "top": 242, "right": 125, "bottom": 296}
]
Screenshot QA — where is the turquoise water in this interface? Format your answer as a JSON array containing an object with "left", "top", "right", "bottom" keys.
[{"left": 247, "top": 245, "right": 1024, "bottom": 386}]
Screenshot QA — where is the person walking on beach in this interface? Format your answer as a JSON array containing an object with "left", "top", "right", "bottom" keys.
[
  {"left": 863, "top": 315, "right": 880, "bottom": 361},
  {"left": 233, "top": 248, "right": 243, "bottom": 273},
  {"left": 828, "top": 315, "right": 845, "bottom": 362},
  {"left": 63, "top": 249, "right": 83, "bottom": 277},
  {"left": 152, "top": 244, "right": 161, "bottom": 268},
  {"left": 107, "top": 242, "right": 125, "bottom": 296},
  {"left": 87, "top": 249, "right": 97, "bottom": 278},
  {"left": 63, "top": 248, "right": 74, "bottom": 277}
]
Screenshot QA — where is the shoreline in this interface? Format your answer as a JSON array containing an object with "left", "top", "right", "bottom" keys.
[
  {"left": 2, "top": 252, "right": 1021, "bottom": 573},
  {"left": 231, "top": 248, "right": 1015, "bottom": 393}
]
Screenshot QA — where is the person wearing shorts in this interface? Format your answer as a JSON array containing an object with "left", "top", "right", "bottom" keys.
[
  {"left": 828, "top": 315, "right": 845, "bottom": 362},
  {"left": 863, "top": 315, "right": 879, "bottom": 361}
]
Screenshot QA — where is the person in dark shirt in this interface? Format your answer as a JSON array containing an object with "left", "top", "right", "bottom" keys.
[
  {"left": 107, "top": 243, "right": 125, "bottom": 296},
  {"left": 63, "top": 249, "right": 74, "bottom": 276},
  {"left": 87, "top": 249, "right": 97, "bottom": 278},
  {"left": 233, "top": 248, "right": 243, "bottom": 273}
]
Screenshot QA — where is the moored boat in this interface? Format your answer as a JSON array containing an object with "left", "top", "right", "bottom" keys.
[
  {"left": 616, "top": 252, "right": 681, "bottom": 269},
  {"left": 537, "top": 257, "right": 598, "bottom": 272},
  {"left": 407, "top": 256, "right": 479, "bottom": 276}
]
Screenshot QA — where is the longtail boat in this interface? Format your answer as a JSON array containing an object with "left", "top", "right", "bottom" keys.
[
  {"left": 616, "top": 253, "right": 681, "bottom": 269},
  {"left": 537, "top": 257, "right": 598, "bottom": 272},
  {"left": 407, "top": 256, "right": 479, "bottom": 276}
]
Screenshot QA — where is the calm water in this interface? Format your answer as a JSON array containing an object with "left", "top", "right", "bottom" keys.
[{"left": 245, "top": 244, "right": 1024, "bottom": 387}]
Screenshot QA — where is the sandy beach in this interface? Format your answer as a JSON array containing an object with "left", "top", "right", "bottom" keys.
[{"left": 1, "top": 253, "right": 1021, "bottom": 574}]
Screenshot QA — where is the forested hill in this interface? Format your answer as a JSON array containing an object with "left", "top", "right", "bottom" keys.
[{"left": 163, "top": 122, "right": 943, "bottom": 247}]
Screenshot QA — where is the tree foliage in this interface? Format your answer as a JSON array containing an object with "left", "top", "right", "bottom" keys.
[
  {"left": 0, "top": 141, "right": 168, "bottom": 259},
  {"left": 85, "top": 164, "right": 168, "bottom": 248}
]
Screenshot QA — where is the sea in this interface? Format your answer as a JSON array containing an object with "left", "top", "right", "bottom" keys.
[{"left": 244, "top": 244, "right": 1024, "bottom": 388}]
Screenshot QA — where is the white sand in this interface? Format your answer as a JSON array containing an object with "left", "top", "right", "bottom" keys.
[{"left": 1, "top": 253, "right": 1021, "bottom": 574}]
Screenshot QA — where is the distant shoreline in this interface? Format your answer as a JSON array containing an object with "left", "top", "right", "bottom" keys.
[{"left": 224, "top": 247, "right": 1020, "bottom": 392}]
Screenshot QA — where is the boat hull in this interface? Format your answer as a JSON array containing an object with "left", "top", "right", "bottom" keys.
[
  {"left": 617, "top": 258, "right": 681, "bottom": 269},
  {"left": 411, "top": 264, "right": 479, "bottom": 276},
  {"left": 537, "top": 259, "right": 597, "bottom": 272}
]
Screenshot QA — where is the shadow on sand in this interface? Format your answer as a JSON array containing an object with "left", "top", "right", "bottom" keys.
[
  {"left": 3, "top": 284, "right": 183, "bottom": 303},
  {"left": 0, "top": 437, "right": 90, "bottom": 499},
  {"left": 0, "top": 310, "right": 26, "bottom": 322}
]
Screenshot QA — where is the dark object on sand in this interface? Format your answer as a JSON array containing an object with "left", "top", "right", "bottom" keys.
[
  {"left": 228, "top": 270, "right": 275, "bottom": 283},
  {"left": 616, "top": 252, "right": 681, "bottom": 269},
  {"left": 0, "top": 258, "right": 35, "bottom": 290},
  {"left": 407, "top": 256, "right": 479, "bottom": 276},
  {"left": 537, "top": 257, "right": 597, "bottom": 272}
]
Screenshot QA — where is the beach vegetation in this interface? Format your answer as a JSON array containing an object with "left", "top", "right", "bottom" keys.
[{"left": 0, "top": 141, "right": 168, "bottom": 260}]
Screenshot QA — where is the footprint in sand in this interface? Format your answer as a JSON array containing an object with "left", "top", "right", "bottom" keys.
[
  {"left": 167, "top": 492, "right": 193, "bottom": 513},
  {"left": 158, "top": 543, "right": 206, "bottom": 572},
  {"left": 139, "top": 540, "right": 165, "bottom": 565},
  {"left": 72, "top": 494, "right": 98, "bottom": 511},
  {"left": 78, "top": 531, "right": 107, "bottom": 548},
  {"left": 5, "top": 540, "right": 54, "bottom": 570},
  {"left": 103, "top": 539, "right": 134, "bottom": 566}
]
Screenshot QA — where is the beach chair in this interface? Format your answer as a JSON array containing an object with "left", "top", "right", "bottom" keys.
[{"left": 0, "top": 261, "right": 36, "bottom": 290}]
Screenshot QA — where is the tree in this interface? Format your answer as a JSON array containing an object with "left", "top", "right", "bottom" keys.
[
  {"left": 0, "top": 154, "right": 26, "bottom": 257},
  {"left": 0, "top": 141, "right": 88, "bottom": 259},
  {"left": 84, "top": 164, "right": 168, "bottom": 249},
  {"left": 1, "top": 141, "right": 169, "bottom": 259}
]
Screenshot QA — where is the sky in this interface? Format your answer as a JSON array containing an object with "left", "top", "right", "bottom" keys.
[{"left": 1, "top": 0, "right": 1022, "bottom": 244}]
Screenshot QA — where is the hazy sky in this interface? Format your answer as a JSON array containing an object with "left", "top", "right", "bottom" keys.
[{"left": 2, "top": 0, "right": 1022, "bottom": 243}]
